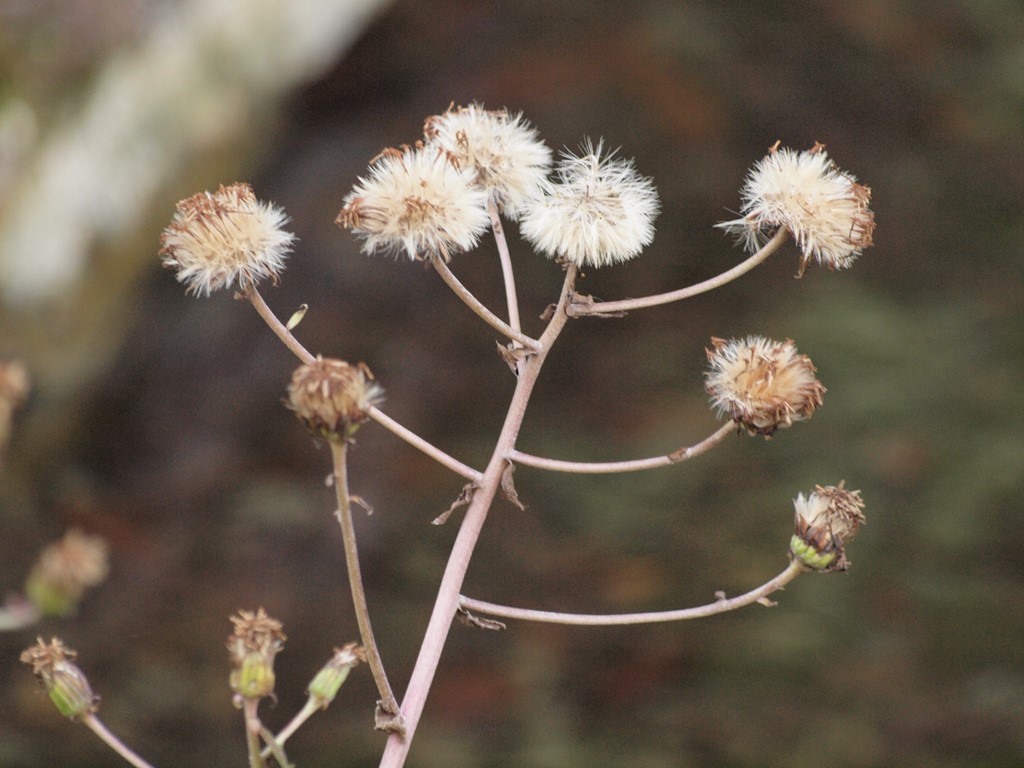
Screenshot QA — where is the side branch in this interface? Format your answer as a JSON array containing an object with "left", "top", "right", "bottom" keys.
[
  {"left": 247, "top": 289, "right": 480, "bottom": 483},
  {"left": 508, "top": 422, "right": 735, "bottom": 474},
  {"left": 245, "top": 287, "right": 316, "bottom": 363},
  {"left": 569, "top": 229, "right": 789, "bottom": 316},
  {"left": 430, "top": 255, "right": 542, "bottom": 351},
  {"left": 489, "top": 200, "right": 524, "bottom": 340},
  {"left": 367, "top": 406, "right": 482, "bottom": 482},
  {"left": 458, "top": 560, "right": 805, "bottom": 626},
  {"left": 83, "top": 714, "right": 158, "bottom": 768}
]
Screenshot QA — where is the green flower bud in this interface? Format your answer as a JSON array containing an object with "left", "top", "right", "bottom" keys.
[
  {"left": 308, "top": 644, "right": 364, "bottom": 709},
  {"left": 227, "top": 609, "right": 286, "bottom": 701},
  {"left": 231, "top": 648, "right": 277, "bottom": 700},
  {"left": 790, "top": 482, "right": 865, "bottom": 572},
  {"left": 24, "top": 529, "right": 109, "bottom": 617},
  {"left": 20, "top": 637, "right": 98, "bottom": 720}
]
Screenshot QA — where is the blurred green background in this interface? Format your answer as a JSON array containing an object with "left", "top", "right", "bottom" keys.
[{"left": 1, "top": 1, "right": 1022, "bottom": 766}]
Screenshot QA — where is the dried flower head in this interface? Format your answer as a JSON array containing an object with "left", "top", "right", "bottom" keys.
[
  {"left": 790, "top": 482, "right": 866, "bottom": 571},
  {"left": 288, "top": 357, "right": 383, "bottom": 439},
  {"left": 227, "top": 608, "right": 286, "bottom": 700},
  {"left": 704, "top": 336, "right": 825, "bottom": 436},
  {"left": 423, "top": 104, "right": 552, "bottom": 220},
  {"left": 25, "top": 528, "right": 110, "bottom": 617},
  {"left": 716, "top": 142, "right": 875, "bottom": 276},
  {"left": 160, "top": 182, "right": 295, "bottom": 296},
  {"left": 337, "top": 144, "right": 490, "bottom": 261},
  {"left": 519, "top": 140, "right": 660, "bottom": 269},
  {"left": 20, "top": 637, "right": 98, "bottom": 719}
]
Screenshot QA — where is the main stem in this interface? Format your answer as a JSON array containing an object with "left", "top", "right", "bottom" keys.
[{"left": 377, "top": 267, "right": 576, "bottom": 768}]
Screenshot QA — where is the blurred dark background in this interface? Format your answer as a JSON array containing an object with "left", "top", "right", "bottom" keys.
[{"left": 1, "top": 1, "right": 1022, "bottom": 766}]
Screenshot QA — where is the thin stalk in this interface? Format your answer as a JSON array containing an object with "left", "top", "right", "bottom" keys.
[
  {"left": 330, "top": 439, "right": 403, "bottom": 733},
  {"left": 430, "top": 255, "right": 541, "bottom": 350},
  {"left": 261, "top": 698, "right": 319, "bottom": 760},
  {"left": 0, "top": 598, "right": 41, "bottom": 631},
  {"left": 258, "top": 726, "right": 290, "bottom": 768},
  {"left": 489, "top": 200, "right": 523, "bottom": 337},
  {"left": 508, "top": 422, "right": 735, "bottom": 474},
  {"left": 458, "top": 560, "right": 805, "bottom": 626},
  {"left": 378, "top": 266, "right": 578, "bottom": 768},
  {"left": 81, "top": 714, "right": 157, "bottom": 768},
  {"left": 569, "top": 228, "right": 789, "bottom": 316},
  {"left": 245, "top": 287, "right": 315, "bottom": 364},
  {"left": 247, "top": 288, "right": 479, "bottom": 484},
  {"left": 242, "top": 698, "right": 266, "bottom": 768},
  {"left": 367, "top": 405, "right": 482, "bottom": 483}
]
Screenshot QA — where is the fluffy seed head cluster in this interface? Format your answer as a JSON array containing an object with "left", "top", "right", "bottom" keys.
[
  {"left": 227, "top": 608, "right": 286, "bottom": 701},
  {"left": 25, "top": 529, "right": 110, "bottom": 617},
  {"left": 717, "top": 143, "right": 875, "bottom": 275},
  {"left": 337, "top": 144, "right": 490, "bottom": 262},
  {"left": 424, "top": 104, "right": 552, "bottom": 220},
  {"left": 790, "top": 482, "right": 866, "bottom": 572},
  {"left": 287, "top": 357, "right": 384, "bottom": 439},
  {"left": 704, "top": 335, "right": 825, "bottom": 436},
  {"left": 160, "top": 183, "right": 295, "bottom": 296},
  {"left": 20, "top": 637, "right": 98, "bottom": 719},
  {"left": 519, "top": 140, "right": 660, "bottom": 269}
]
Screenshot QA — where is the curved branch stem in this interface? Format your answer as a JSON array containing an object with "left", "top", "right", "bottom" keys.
[
  {"left": 366, "top": 406, "right": 482, "bottom": 482},
  {"left": 569, "top": 229, "right": 789, "bottom": 316},
  {"left": 430, "top": 255, "right": 541, "bottom": 350},
  {"left": 246, "top": 289, "right": 478, "bottom": 485},
  {"left": 245, "top": 287, "right": 315, "bottom": 364},
  {"left": 508, "top": 421, "right": 735, "bottom": 474},
  {"left": 261, "top": 698, "right": 319, "bottom": 760},
  {"left": 489, "top": 201, "right": 523, "bottom": 339},
  {"left": 82, "top": 714, "right": 158, "bottom": 768},
  {"left": 458, "top": 560, "right": 805, "bottom": 627},
  {"left": 330, "top": 440, "right": 404, "bottom": 735}
]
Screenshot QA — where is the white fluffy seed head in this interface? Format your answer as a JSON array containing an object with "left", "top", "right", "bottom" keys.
[
  {"left": 716, "top": 143, "right": 875, "bottom": 275},
  {"left": 336, "top": 145, "right": 490, "bottom": 262},
  {"left": 423, "top": 104, "right": 552, "bottom": 221},
  {"left": 518, "top": 140, "right": 660, "bottom": 269},
  {"left": 159, "top": 183, "right": 295, "bottom": 297}
]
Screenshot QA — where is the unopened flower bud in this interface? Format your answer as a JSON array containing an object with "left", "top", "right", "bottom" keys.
[
  {"left": 704, "top": 336, "right": 825, "bottom": 437},
  {"left": 308, "top": 643, "right": 365, "bottom": 709},
  {"left": 20, "top": 637, "right": 98, "bottom": 719},
  {"left": 790, "top": 482, "right": 866, "bottom": 572},
  {"left": 227, "top": 608, "right": 286, "bottom": 701},
  {"left": 25, "top": 529, "right": 109, "bottom": 617},
  {"left": 287, "top": 357, "right": 384, "bottom": 439}
]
